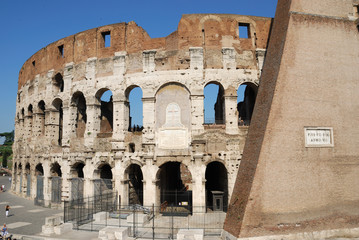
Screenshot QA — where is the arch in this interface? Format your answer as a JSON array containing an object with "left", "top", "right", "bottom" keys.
[
  {"left": 35, "top": 163, "right": 44, "bottom": 203},
  {"left": 237, "top": 82, "right": 258, "bottom": 126},
  {"left": 155, "top": 83, "right": 191, "bottom": 144},
  {"left": 204, "top": 81, "right": 225, "bottom": 124},
  {"left": 50, "top": 162, "right": 62, "bottom": 177},
  {"left": 50, "top": 162, "right": 62, "bottom": 203},
  {"left": 125, "top": 164, "right": 143, "bottom": 205},
  {"left": 71, "top": 161, "right": 85, "bottom": 178},
  {"left": 205, "top": 161, "right": 228, "bottom": 212},
  {"left": 37, "top": 100, "right": 46, "bottom": 136},
  {"left": 157, "top": 162, "right": 192, "bottom": 210},
  {"left": 53, "top": 73, "right": 64, "bottom": 93},
  {"left": 71, "top": 91, "right": 87, "bottom": 138},
  {"left": 27, "top": 104, "right": 33, "bottom": 138},
  {"left": 155, "top": 82, "right": 191, "bottom": 96},
  {"left": 96, "top": 88, "right": 113, "bottom": 134},
  {"left": 35, "top": 163, "right": 44, "bottom": 176},
  {"left": 52, "top": 98, "right": 63, "bottom": 145},
  {"left": 70, "top": 161, "right": 85, "bottom": 200},
  {"left": 94, "top": 163, "right": 113, "bottom": 196},
  {"left": 125, "top": 85, "right": 143, "bottom": 132},
  {"left": 25, "top": 163, "right": 31, "bottom": 196}
]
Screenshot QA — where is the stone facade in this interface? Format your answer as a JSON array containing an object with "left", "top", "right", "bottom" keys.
[{"left": 12, "top": 14, "right": 272, "bottom": 210}]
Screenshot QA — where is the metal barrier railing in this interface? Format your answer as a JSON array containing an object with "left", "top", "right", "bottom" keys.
[{"left": 64, "top": 199, "right": 225, "bottom": 239}]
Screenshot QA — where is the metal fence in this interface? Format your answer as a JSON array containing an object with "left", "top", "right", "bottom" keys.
[
  {"left": 64, "top": 197, "right": 225, "bottom": 239},
  {"left": 64, "top": 191, "right": 118, "bottom": 226}
]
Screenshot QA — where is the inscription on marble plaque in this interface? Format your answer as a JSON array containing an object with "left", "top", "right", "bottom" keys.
[
  {"left": 305, "top": 127, "right": 333, "bottom": 147},
  {"left": 158, "top": 102, "right": 188, "bottom": 149}
]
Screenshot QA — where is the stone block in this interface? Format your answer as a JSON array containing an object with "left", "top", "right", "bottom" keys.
[
  {"left": 177, "top": 229, "right": 204, "bottom": 240},
  {"left": 94, "top": 211, "right": 109, "bottom": 222},
  {"left": 98, "top": 226, "right": 129, "bottom": 240},
  {"left": 44, "top": 215, "right": 62, "bottom": 226},
  {"left": 54, "top": 222, "right": 73, "bottom": 235},
  {"left": 126, "top": 213, "right": 149, "bottom": 224}
]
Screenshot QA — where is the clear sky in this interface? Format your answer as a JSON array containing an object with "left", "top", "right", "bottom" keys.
[{"left": 0, "top": 0, "right": 277, "bottom": 135}]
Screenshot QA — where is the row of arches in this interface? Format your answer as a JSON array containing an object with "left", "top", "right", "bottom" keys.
[
  {"left": 17, "top": 81, "right": 257, "bottom": 145},
  {"left": 13, "top": 160, "right": 229, "bottom": 211}
]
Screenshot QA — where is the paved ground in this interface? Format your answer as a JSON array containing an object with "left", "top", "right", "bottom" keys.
[
  {"left": 0, "top": 175, "right": 62, "bottom": 236},
  {"left": 0, "top": 176, "right": 98, "bottom": 239}
]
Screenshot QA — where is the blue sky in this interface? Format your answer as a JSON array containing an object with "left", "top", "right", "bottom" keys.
[{"left": 0, "top": 0, "right": 277, "bottom": 136}]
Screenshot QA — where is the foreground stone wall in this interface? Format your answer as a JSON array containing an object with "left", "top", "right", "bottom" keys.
[
  {"left": 13, "top": 14, "right": 272, "bottom": 210},
  {"left": 224, "top": 0, "right": 359, "bottom": 238}
]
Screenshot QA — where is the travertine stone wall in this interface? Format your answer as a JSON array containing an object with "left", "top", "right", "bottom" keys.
[{"left": 13, "top": 14, "right": 271, "bottom": 209}]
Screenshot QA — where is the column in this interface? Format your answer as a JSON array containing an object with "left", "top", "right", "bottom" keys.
[
  {"left": 190, "top": 95, "right": 205, "bottom": 135},
  {"left": 188, "top": 157, "right": 207, "bottom": 213},
  {"left": 225, "top": 95, "right": 239, "bottom": 134},
  {"left": 142, "top": 97, "right": 155, "bottom": 144}
]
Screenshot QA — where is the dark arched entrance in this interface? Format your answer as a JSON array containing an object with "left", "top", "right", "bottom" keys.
[
  {"left": 158, "top": 162, "right": 192, "bottom": 212},
  {"left": 205, "top": 161, "right": 228, "bottom": 212},
  {"left": 126, "top": 164, "right": 143, "bottom": 205}
]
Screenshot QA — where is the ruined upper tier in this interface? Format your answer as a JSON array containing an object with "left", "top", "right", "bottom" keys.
[{"left": 18, "top": 14, "right": 272, "bottom": 89}]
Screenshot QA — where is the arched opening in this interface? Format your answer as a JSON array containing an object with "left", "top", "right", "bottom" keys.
[
  {"left": 204, "top": 82, "right": 225, "bottom": 125},
  {"left": 35, "top": 163, "right": 44, "bottom": 206},
  {"left": 53, "top": 73, "right": 64, "bottom": 93},
  {"left": 237, "top": 83, "right": 258, "bottom": 126},
  {"left": 155, "top": 83, "right": 191, "bottom": 149},
  {"left": 25, "top": 163, "right": 31, "bottom": 197},
  {"left": 71, "top": 92, "right": 87, "bottom": 138},
  {"left": 158, "top": 162, "right": 192, "bottom": 213},
  {"left": 38, "top": 101, "right": 46, "bottom": 136},
  {"left": 125, "top": 164, "right": 143, "bottom": 205},
  {"left": 205, "top": 161, "right": 228, "bottom": 212},
  {"left": 27, "top": 104, "right": 33, "bottom": 138},
  {"left": 50, "top": 162, "right": 62, "bottom": 204},
  {"left": 13, "top": 163, "right": 17, "bottom": 191},
  {"left": 70, "top": 162, "right": 85, "bottom": 200},
  {"left": 96, "top": 89, "right": 113, "bottom": 134},
  {"left": 18, "top": 163, "right": 22, "bottom": 194},
  {"left": 126, "top": 86, "right": 143, "bottom": 132},
  {"left": 94, "top": 163, "right": 113, "bottom": 196},
  {"left": 52, "top": 98, "right": 63, "bottom": 146}
]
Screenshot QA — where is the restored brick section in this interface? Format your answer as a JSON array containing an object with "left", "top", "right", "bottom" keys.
[
  {"left": 18, "top": 14, "right": 271, "bottom": 90},
  {"left": 223, "top": 0, "right": 292, "bottom": 237},
  {"left": 224, "top": 0, "right": 359, "bottom": 238}
]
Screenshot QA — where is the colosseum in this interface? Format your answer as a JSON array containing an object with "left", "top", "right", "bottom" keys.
[{"left": 12, "top": 14, "right": 272, "bottom": 211}]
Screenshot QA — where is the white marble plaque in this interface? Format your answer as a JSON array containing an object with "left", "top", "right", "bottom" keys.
[
  {"left": 159, "top": 128, "right": 187, "bottom": 149},
  {"left": 305, "top": 127, "right": 333, "bottom": 147},
  {"left": 158, "top": 102, "right": 188, "bottom": 149}
]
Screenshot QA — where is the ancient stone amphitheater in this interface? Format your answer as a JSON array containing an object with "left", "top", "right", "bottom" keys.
[{"left": 12, "top": 14, "right": 271, "bottom": 210}]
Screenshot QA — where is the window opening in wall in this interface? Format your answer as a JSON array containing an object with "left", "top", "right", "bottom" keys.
[
  {"left": 53, "top": 73, "right": 64, "bottom": 93},
  {"left": 52, "top": 99, "right": 63, "bottom": 146},
  {"left": 17, "top": 93, "right": 21, "bottom": 103},
  {"left": 102, "top": 31, "right": 111, "bottom": 48},
  {"left": 237, "top": 83, "right": 258, "bottom": 126},
  {"left": 58, "top": 45, "right": 64, "bottom": 58},
  {"left": 32, "top": 60, "right": 36, "bottom": 67},
  {"left": 71, "top": 92, "right": 87, "bottom": 138},
  {"left": 38, "top": 101, "right": 46, "bottom": 136},
  {"left": 129, "top": 143, "right": 135, "bottom": 153},
  {"left": 99, "top": 89, "right": 113, "bottom": 134},
  {"left": 127, "top": 86, "right": 143, "bottom": 132},
  {"left": 238, "top": 23, "right": 250, "bottom": 38},
  {"left": 204, "top": 83, "right": 225, "bottom": 125}
]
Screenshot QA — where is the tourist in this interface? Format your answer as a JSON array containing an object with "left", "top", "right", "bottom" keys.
[{"left": 5, "top": 205, "right": 10, "bottom": 217}]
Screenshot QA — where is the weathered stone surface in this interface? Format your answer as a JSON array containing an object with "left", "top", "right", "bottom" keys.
[{"left": 13, "top": 14, "right": 271, "bottom": 212}]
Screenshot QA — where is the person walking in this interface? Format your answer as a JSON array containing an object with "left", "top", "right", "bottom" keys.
[
  {"left": 5, "top": 205, "right": 10, "bottom": 217},
  {"left": 1, "top": 223, "right": 8, "bottom": 238}
]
